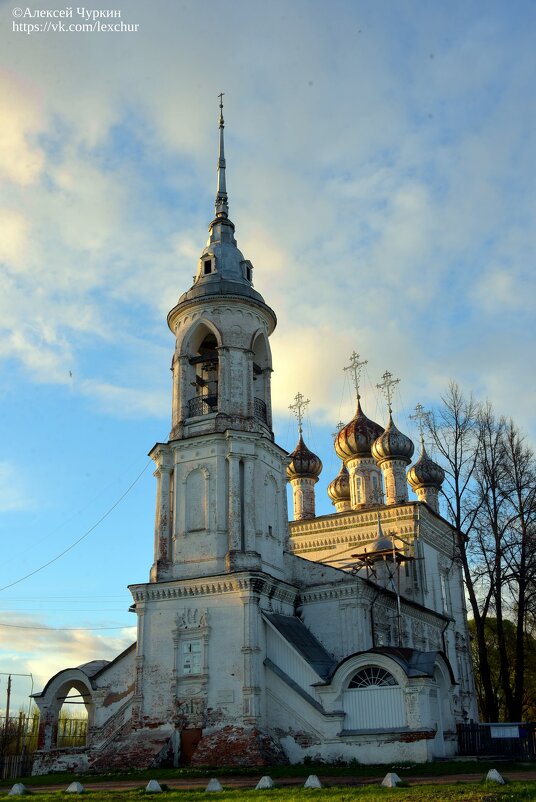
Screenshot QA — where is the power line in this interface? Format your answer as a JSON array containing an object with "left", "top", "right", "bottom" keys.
[
  {"left": 0, "top": 608, "right": 128, "bottom": 612},
  {"left": 0, "top": 461, "right": 152, "bottom": 593},
  {"left": 0, "top": 622, "right": 135, "bottom": 631},
  {"left": 0, "top": 594, "right": 125, "bottom": 602}
]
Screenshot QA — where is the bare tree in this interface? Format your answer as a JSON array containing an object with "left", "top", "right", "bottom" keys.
[
  {"left": 430, "top": 384, "right": 536, "bottom": 722},
  {"left": 501, "top": 421, "right": 536, "bottom": 720},
  {"left": 428, "top": 383, "right": 499, "bottom": 720},
  {"left": 471, "top": 406, "right": 513, "bottom": 718}
]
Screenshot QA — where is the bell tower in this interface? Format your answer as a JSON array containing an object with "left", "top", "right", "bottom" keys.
[{"left": 149, "top": 98, "right": 289, "bottom": 583}]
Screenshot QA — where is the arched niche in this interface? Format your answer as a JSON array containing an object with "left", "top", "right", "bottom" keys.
[
  {"left": 264, "top": 473, "right": 279, "bottom": 540},
  {"left": 185, "top": 467, "right": 209, "bottom": 532}
]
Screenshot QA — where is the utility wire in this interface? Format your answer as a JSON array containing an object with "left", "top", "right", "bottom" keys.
[
  {"left": 0, "top": 460, "right": 152, "bottom": 593},
  {"left": 0, "top": 622, "right": 135, "bottom": 631}
]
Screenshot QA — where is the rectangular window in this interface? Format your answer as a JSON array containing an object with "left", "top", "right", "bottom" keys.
[
  {"left": 204, "top": 260, "right": 212, "bottom": 275},
  {"left": 181, "top": 640, "right": 202, "bottom": 675}
]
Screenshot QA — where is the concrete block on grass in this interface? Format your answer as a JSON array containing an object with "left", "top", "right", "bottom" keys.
[
  {"left": 145, "top": 780, "right": 163, "bottom": 793},
  {"left": 255, "top": 776, "right": 274, "bottom": 790},
  {"left": 8, "top": 785, "right": 27, "bottom": 796},
  {"left": 66, "top": 782, "right": 85, "bottom": 794},
  {"left": 381, "top": 773, "right": 402, "bottom": 788},
  {"left": 486, "top": 769, "right": 505, "bottom": 784},
  {"left": 205, "top": 779, "right": 224, "bottom": 792},
  {"left": 304, "top": 775, "right": 323, "bottom": 789}
]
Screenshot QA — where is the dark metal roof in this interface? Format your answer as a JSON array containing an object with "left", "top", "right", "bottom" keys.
[
  {"left": 264, "top": 613, "right": 337, "bottom": 680},
  {"left": 76, "top": 660, "right": 110, "bottom": 677},
  {"left": 369, "top": 647, "right": 437, "bottom": 678}
]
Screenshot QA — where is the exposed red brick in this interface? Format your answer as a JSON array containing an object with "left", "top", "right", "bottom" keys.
[{"left": 190, "top": 726, "right": 288, "bottom": 767}]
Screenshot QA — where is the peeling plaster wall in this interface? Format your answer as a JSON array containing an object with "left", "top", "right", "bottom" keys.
[{"left": 91, "top": 645, "right": 136, "bottom": 729}]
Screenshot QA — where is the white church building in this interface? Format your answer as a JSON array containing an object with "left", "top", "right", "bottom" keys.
[{"left": 32, "top": 103, "right": 478, "bottom": 773}]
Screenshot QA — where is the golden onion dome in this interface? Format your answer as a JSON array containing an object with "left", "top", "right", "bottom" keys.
[
  {"left": 334, "top": 400, "right": 384, "bottom": 462},
  {"left": 372, "top": 415, "right": 414, "bottom": 465},
  {"left": 407, "top": 444, "right": 445, "bottom": 490},
  {"left": 287, "top": 435, "right": 322, "bottom": 481},
  {"left": 327, "top": 462, "right": 351, "bottom": 504}
]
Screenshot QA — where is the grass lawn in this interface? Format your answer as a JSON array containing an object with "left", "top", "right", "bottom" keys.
[
  {"left": 1, "top": 784, "right": 536, "bottom": 801},
  {"left": 1, "top": 761, "right": 535, "bottom": 789}
]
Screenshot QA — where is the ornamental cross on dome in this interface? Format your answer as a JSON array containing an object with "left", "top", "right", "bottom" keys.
[
  {"left": 289, "top": 392, "right": 310, "bottom": 435},
  {"left": 377, "top": 370, "right": 400, "bottom": 414},
  {"left": 332, "top": 420, "right": 345, "bottom": 439},
  {"left": 343, "top": 351, "right": 368, "bottom": 401},
  {"left": 409, "top": 403, "right": 431, "bottom": 444}
]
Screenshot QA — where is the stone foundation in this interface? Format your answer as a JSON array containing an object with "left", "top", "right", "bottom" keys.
[
  {"left": 190, "top": 726, "right": 288, "bottom": 766},
  {"left": 32, "top": 748, "right": 90, "bottom": 777}
]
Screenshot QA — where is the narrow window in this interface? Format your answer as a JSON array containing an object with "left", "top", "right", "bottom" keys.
[
  {"left": 246, "top": 266, "right": 252, "bottom": 281},
  {"left": 169, "top": 470, "right": 174, "bottom": 534},
  {"left": 204, "top": 260, "right": 212, "bottom": 275},
  {"left": 440, "top": 574, "right": 450, "bottom": 613}
]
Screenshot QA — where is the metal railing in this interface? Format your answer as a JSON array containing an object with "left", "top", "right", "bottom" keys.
[
  {"left": 187, "top": 395, "right": 217, "bottom": 417},
  {"left": 187, "top": 395, "right": 268, "bottom": 423},
  {"left": 56, "top": 718, "right": 88, "bottom": 748},
  {"left": 457, "top": 722, "right": 536, "bottom": 760}
]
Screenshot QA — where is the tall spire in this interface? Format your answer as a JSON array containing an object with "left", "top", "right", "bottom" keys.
[{"left": 215, "top": 92, "right": 229, "bottom": 219}]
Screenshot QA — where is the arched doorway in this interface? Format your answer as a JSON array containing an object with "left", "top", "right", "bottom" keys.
[{"left": 55, "top": 682, "right": 90, "bottom": 748}]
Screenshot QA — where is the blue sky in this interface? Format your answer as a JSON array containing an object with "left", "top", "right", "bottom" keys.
[{"left": 1, "top": 0, "right": 535, "bottom": 712}]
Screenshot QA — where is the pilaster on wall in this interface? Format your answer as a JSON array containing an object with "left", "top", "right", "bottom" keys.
[
  {"left": 150, "top": 444, "right": 174, "bottom": 582},
  {"left": 240, "top": 589, "right": 262, "bottom": 726}
]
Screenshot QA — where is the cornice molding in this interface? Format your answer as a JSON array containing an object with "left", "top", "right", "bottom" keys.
[{"left": 129, "top": 572, "right": 298, "bottom": 605}]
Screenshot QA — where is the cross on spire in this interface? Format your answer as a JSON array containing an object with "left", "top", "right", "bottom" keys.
[
  {"left": 376, "top": 370, "right": 400, "bottom": 415},
  {"left": 343, "top": 351, "right": 368, "bottom": 402},
  {"left": 409, "top": 403, "right": 430, "bottom": 444},
  {"left": 215, "top": 92, "right": 228, "bottom": 218},
  {"left": 289, "top": 392, "right": 310, "bottom": 435}
]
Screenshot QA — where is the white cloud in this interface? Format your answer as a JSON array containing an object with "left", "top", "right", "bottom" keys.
[
  {"left": 0, "top": 0, "right": 532, "bottom": 445},
  {"left": 0, "top": 70, "right": 44, "bottom": 186},
  {"left": 0, "top": 462, "right": 30, "bottom": 513},
  {"left": 0, "top": 613, "right": 136, "bottom": 712}
]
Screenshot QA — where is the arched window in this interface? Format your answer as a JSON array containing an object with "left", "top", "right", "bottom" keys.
[{"left": 348, "top": 666, "right": 398, "bottom": 688}]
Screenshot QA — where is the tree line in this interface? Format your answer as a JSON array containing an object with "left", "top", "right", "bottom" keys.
[{"left": 427, "top": 383, "right": 536, "bottom": 722}]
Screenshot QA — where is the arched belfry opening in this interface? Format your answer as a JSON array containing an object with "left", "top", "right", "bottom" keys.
[
  {"left": 183, "top": 322, "right": 221, "bottom": 419},
  {"left": 251, "top": 331, "right": 271, "bottom": 425}
]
